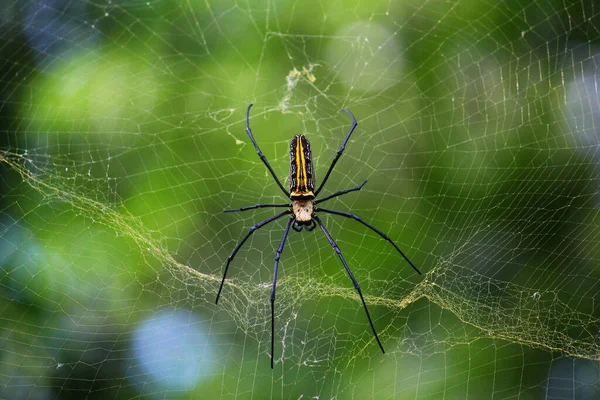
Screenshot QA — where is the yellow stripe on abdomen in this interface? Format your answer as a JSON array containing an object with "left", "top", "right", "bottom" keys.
[
  {"left": 295, "top": 137, "right": 301, "bottom": 190},
  {"left": 298, "top": 138, "right": 307, "bottom": 190}
]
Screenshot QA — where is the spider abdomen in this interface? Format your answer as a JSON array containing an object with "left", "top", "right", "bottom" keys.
[{"left": 289, "top": 134, "right": 315, "bottom": 200}]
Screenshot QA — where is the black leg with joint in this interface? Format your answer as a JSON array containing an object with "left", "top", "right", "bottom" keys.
[
  {"left": 313, "top": 215, "right": 385, "bottom": 354},
  {"left": 314, "top": 180, "right": 367, "bottom": 205},
  {"left": 270, "top": 217, "right": 293, "bottom": 369},
  {"left": 314, "top": 108, "right": 358, "bottom": 197},
  {"left": 224, "top": 203, "right": 289, "bottom": 213},
  {"left": 317, "top": 208, "right": 421, "bottom": 275},
  {"left": 245, "top": 104, "right": 289, "bottom": 197},
  {"left": 215, "top": 210, "right": 291, "bottom": 305}
]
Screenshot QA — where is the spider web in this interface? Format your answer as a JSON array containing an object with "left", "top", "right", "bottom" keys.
[{"left": 1, "top": 0, "right": 600, "bottom": 398}]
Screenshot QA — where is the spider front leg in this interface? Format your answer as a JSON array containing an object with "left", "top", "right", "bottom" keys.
[
  {"left": 270, "top": 217, "right": 293, "bottom": 368},
  {"left": 313, "top": 215, "right": 385, "bottom": 354},
  {"left": 216, "top": 210, "right": 291, "bottom": 304}
]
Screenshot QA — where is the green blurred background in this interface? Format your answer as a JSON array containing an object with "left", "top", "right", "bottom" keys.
[{"left": 1, "top": 0, "right": 600, "bottom": 398}]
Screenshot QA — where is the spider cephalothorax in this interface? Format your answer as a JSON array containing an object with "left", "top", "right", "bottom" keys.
[
  {"left": 216, "top": 104, "right": 422, "bottom": 368},
  {"left": 292, "top": 199, "right": 314, "bottom": 225}
]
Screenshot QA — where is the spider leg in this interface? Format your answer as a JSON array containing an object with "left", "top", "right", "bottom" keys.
[
  {"left": 314, "top": 108, "right": 358, "bottom": 197},
  {"left": 271, "top": 217, "right": 294, "bottom": 369},
  {"left": 317, "top": 208, "right": 421, "bottom": 275},
  {"left": 314, "top": 180, "right": 367, "bottom": 205},
  {"left": 224, "top": 203, "right": 289, "bottom": 213},
  {"left": 216, "top": 210, "right": 291, "bottom": 305},
  {"left": 245, "top": 104, "right": 289, "bottom": 197},
  {"left": 313, "top": 215, "right": 385, "bottom": 354}
]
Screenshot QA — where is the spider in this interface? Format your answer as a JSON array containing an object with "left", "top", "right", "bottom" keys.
[{"left": 216, "top": 104, "right": 422, "bottom": 368}]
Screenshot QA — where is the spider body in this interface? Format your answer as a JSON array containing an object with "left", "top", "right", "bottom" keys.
[
  {"left": 290, "top": 134, "right": 317, "bottom": 231},
  {"left": 216, "top": 104, "right": 422, "bottom": 369}
]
